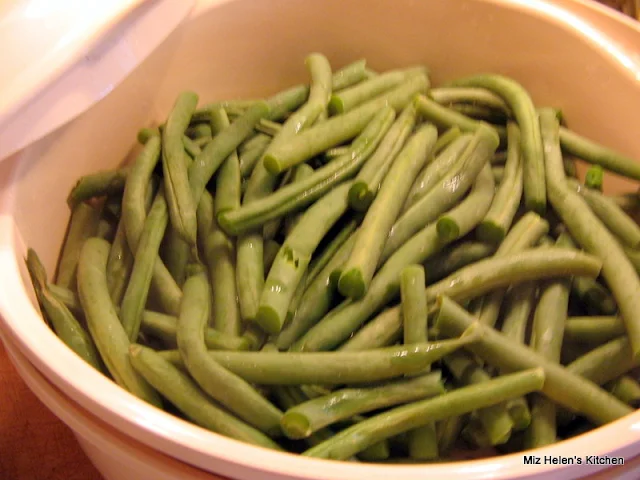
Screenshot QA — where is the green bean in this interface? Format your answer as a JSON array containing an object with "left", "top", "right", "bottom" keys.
[
  {"left": 572, "top": 277, "right": 617, "bottom": 315},
  {"left": 348, "top": 102, "right": 419, "bottom": 211},
  {"left": 541, "top": 108, "right": 640, "bottom": 359},
  {"left": 450, "top": 104, "right": 508, "bottom": 125},
  {"left": 430, "top": 87, "right": 510, "bottom": 113},
  {"left": 492, "top": 166, "right": 505, "bottom": 184},
  {"left": 165, "top": 329, "right": 477, "bottom": 385},
  {"left": 331, "top": 59, "right": 368, "bottom": 91},
  {"left": 77, "top": 238, "right": 161, "bottom": 405},
  {"left": 26, "top": 249, "right": 104, "bottom": 371},
  {"left": 443, "top": 351, "right": 514, "bottom": 445},
  {"left": 220, "top": 107, "right": 396, "bottom": 235},
  {"left": 500, "top": 283, "right": 536, "bottom": 344},
  {"left": 211, "top": 108, "right": 242, "bottom": 217},
  {"left": 106, "top": 219, "right": 135, "bottom": 306},
  {"left": 477, "top": 122, "right": 523, "bottom": 243},
  {"left": 188, "top": 101, "right": 271, "bottom": 220},
  {"left": 239, "top": 132, "right": 271, "bottom": 155},
  {"left": 137, "top": 127, "right": 160, "bottom": 144},
  {"left": 162, "top": 225, "right": 190, "bottom": 287},
  {"left": 338, "top": 307, "right": 403, "bottom": 352},
  {"left": 261, "top": 74, "right": 427, "bottom": 175},
  {"left": 435, "top": 162, "right": 495, "bottom": 242},
  {"left": 205, "top": 220, "right": 242, "bottom": 337},
  {"left": 128, "top": 344, "right": 280, "bottom": 449},
  {"left": 186, "top": 123, "right": 212, "bottom": 139},
  {"left": 302, "top": 368, "right": 545, "bottom": 460},
  {"left": 293, "top": 166, "right": 493, "bottom": 353},
  {"left": 255, "top": 118, "right": 282, "bottom": 136},
  {"left": 566, "top": 336, "right": 638, "bottom": 386},
  {"left": 48, "top": 283, "right": 83, "bottom": 317},
  {"left": 276, "top": 234, "right": 356, "bottom": 350},
  {"left": 176, "top": 271, "right": 282, "bottom": 434},
  {"left": 329, "top": 67, "right": 424, "bottom": 114},
  {"left": 563, "top": 316, "right": 625, "bottom": 345},
  {"left": 56, "top": 202, "right": 102, "bottom": 289},
  {"left": 236, "top": 231, "right": 265, "bottom": 323},
  {"left": 414, "top": 95, "right": 504, "bottom": 143},
  {"left": 281, "top": 372, "right": 444, "bottom": 439},
  {"left": 383, "top": 127, "right": 497, "bottom": 259},
  {"left": 239, "top": 140, "right": 270, "bottom": 178},
  {"left": 423, "top": 242, "right": 496, "bottom": 283},
  {"left": 573, "top": 181, "right": 640, "bottom": 249},
  {"left": 447, "top": 75, "right": 546, "bottom": 214},
  {"left": 182, "top": 135, "right": 202, "bottom": 159},
  {"left": 283, "top": 164, "right": 316, "bottom": 236},
  {"left": 257, "top": 182, "right": 351, "bottom": 334},
  {"left": 433, "top": 296, "right": 632, "bottom": 425},
  {"left": 262, "top": 239, "right": 280, "bottom": 273},
  {"left": 67, "top": 167, "right": 129, "bottom": 207},
  {"left": 624, "top": 245, "right": 640, "bottom": 276},
  {"left": 433, "top": 126, "right": 462, "bottom": 154},
  {"left": 339, "top": 125, "right": 437, "bottom": 300},
  {"left": 607, "top": 376, "right": 640, "bottom": 406},
  {"left": 425, "top": 248, "right": 600, "bottom": 305},
  {"left": 162, "top": 92, "right": 199, "bottom": 245},
  {"left": 559, "top": 126, "right": 640, "bottom": 180},
  {"left": 437, "top": 415, "right": 466, "bottom": 455},
  {"left": 585, "top": 165, "right": 604, "bottom": 191},
  {"left": 140, "top": 310, "right": 250, "bottom": 351}
]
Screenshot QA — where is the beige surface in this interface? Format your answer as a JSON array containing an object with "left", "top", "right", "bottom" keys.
[{"left": 0, "top": 340, "right": 103, "bottom": 480}]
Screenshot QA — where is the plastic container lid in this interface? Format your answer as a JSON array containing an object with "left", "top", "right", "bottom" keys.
[{"left": 0, "top": 0, "right": 194, "bottom": 161}]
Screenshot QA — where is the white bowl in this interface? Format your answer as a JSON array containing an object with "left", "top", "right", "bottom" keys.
[{"left": 1, "top": 0, "right": 640, "bottom": 479}]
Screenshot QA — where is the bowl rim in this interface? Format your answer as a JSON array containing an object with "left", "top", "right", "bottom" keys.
[{"left": 2, "top": 0, "right": 640, "bottom": 479}]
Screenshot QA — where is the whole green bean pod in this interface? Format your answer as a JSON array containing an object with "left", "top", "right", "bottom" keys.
[
  {"left": 433, "top": 296, "right": 632, "bottom": 425},
  {"left": 261, "top": 74, "right": 428, "bottom": 175},
  {"left": 56, "top": 202, "right": 102, "bottom": 289},
  {"left": 128, "top": 344, "right": 280, "bottom": 449},
  {"left": 382, "top": 125, "right": 498, "bottom": 260},
  {"left": 162, "top": 92, "right": 199, "bottom": 245},
  {"left": 541, "top": 108, "right": 640, "bottom": 359},
  {"left": 176, "top": 272, "right": 282, "bottom": 435},
  {"left": 302, "top": 368, "right": 545, "bottom": 460},
  {"left": 257, "top": 182, "right": 351, "bottom": 334},
  {"left": 559, "top": 127, "right": 640, "bottom": 180},
  {"left": 77, "top": 238, "right": 161, "bottom": 406},
  {"left": 477, "top": 122, "right": 523, "bottom": 243},
  {"left": 220, "top": 107, "right": 396, "bottom": 235},
  {"left": 281, "top": 372, "right": 444, "bottom": 439},
  {"left": 348, "top": 102, "right": 418, "bottom": 211},
  {"left": 67, "top": 167, "right": 129, "bottom": 207},
  {"left": 563, "top": 316, "right": 625, "bottom": 345},
  {"left": 402, "top": 135, "right": 472, "bottom": 212},
  {"left": 165, "top": 328, "right": 477, "bottom": 385},
  {"left": 447, "top": 74, "right": 546, "bottom": 214},
  {"left": 293, "top": 165, "right": 494, "bottom": 353},
  {"left": 339, "top": 124, "right": 437, "bottom": 300},
  {"left": 26, "top": 249, "right": 104, "bottom": 371}
]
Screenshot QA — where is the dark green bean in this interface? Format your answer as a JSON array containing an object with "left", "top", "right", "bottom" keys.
[{"left": 67, "top": 167, "right": 129, "bottom": 207}]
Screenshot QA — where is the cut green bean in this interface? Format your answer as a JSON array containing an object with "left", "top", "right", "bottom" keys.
[
  {"left": 128, "top": 344, "right": 280, "bottom": 449},
  {"left": 585, "top": 165, "right": 604, "bottom": 191},
  {"left": 176, "top": 272, "right": 282, "bottom": 434},
  {"left": 563, "top": 316, "right": 625, "bottom": 345},
  {"left": 559, "top": 126, "right": 640, "bottom": 180},
  {"left": 281, "top": 372, "right": 444, "bottom": 439},
  {"left": 566, "top": 336, "right": 639, "bottom": 386},
  {"left": 447, "top": 75, "right": 546, "bottom": 214},
  {"left": 338, "top": 307, "right": 403, "bottom": 352},
  {"left": 331, "top": 59, "right": 368, "bottom": 91},
  {"left": 477, "top": 122, "right": 523, "bottom": 243},
  {"left": 500, "top": 283, "right": 536, "bottom": 345},
  {"left": 283, "top": 164, "right": 316, "bottom": 236},
  {"left": 541, "top": 108, "right": 640, "bottom": 359},
  {"left": 423, "top": 242, "right": 496, "bottom": 283},
  {"left": 261, "top": 74, "right": 427, "bottom": 175},
  {"left": 166, "top": 329, "right": 477, "bottom": 385},
  {"left": 77, "top": 238, "right": 161, "bottom": 406},
  {"left": 430, "top": 87, "right": 510, "bottom": 113},
  {"left": 67, "top": 167, "right": 129, "bottom": 207},
  {"left": 220, "top": 107, "right": 396, "bottom": 235},
  {"left": 607, "top": 376, "right": 640, "bottom": 406},
  {"left": 434, "top": 296, "right": 632, "bottom": 425},
  {"left": 433, "top": 126, "right": 462, "bottom": 154},
  {"left": 56, "top": 202, "right": 102, "bottom": 289},
  {"left": 383, "top": 126, "right": 497, "bottom": 259},
  {"left": 211, "top": 108, "right": 242, "bottom": 217},
  {"left": 162, "top": 91, "right": 199, "bottom": 245},
  {"left": 302, "top": 368, "right": 545, "bottom": 460},
  {"left": 257, "top": 182, "right": 351, "bottom": 334},
  {"left": 339, "top": 124, "right": 437, "bottom": 300},
  {"left": 348, "top": 102, "right": 419, "bottom": 211}
]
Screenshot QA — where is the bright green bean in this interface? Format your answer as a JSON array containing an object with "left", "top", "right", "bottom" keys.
[
  {"left": 176, "top": 272, "right": 282, "bottom": 434},
  {"left": 128, "top": 344, "right": 280, "bottom": 449},
  {"left": 339, "top": 124, "right": 437, "bottom": 300},
  {"left": 302, "top": 368, "right": 544, "bottom": 460},
  {"left": 77, "top": 238, "right": 161, "bottom": 406},
  {"left": 434, "top": 296, "right": 632, "bottom": 425},
  {"left": 448, "top": 75, "right": 546, "bottom": 214}
]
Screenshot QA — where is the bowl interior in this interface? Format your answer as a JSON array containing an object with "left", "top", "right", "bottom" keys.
[{"left": 2, "top": 0, "right": 640, "bottom": 479}]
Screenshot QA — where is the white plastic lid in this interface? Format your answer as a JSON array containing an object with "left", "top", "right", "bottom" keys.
[{"left": 0, "top": 0, "right": 194, "bottom": 161}]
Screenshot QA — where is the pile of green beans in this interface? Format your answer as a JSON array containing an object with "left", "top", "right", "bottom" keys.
[{"left": 27, "top": 54, "right": 640, "bottom": 463}]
